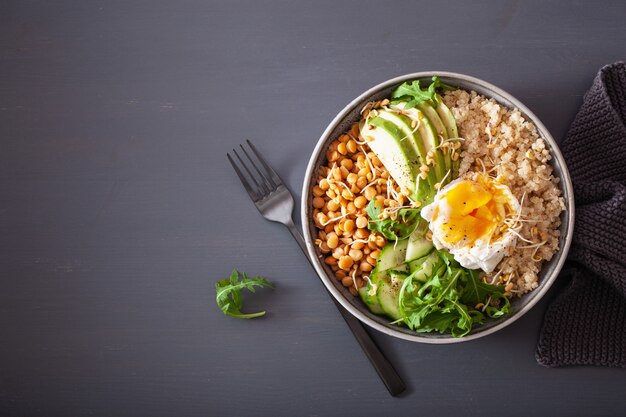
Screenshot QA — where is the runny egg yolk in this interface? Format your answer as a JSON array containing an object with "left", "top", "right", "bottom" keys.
[{"left": 431, "top": 177, "right": 513, "bottom": 245}]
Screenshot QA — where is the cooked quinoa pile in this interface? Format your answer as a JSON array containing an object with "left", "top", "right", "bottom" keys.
[{"left": 442, "top": 89, "right": 566, "bottom": 294}]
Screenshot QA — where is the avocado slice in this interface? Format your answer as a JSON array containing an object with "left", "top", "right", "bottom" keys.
[
  {"left": 375, "top": 110, "right": 436, "bottom": 198},
  {"left": 435, "top": 95, "right": 460, "bottom": 177},
  {"left": 375, "top": 110, "right": 424, "bottom": 156},
  {"left": 415, "top": 105, "right": 447, "bottom": 184},
  {"left": 359, "top": 96, "right": 460, "bottom": 204},
  {"left": 419, "top": 102, "right": 448, "bottom": 141},
  {"left": 417, "top": 102, "right": 452, "bottom": 184},
  {"left": 389, "top": 102, "right": 448, "bottom": 188},
  {"left": 435, "top": 94, "right": 459, "bottom": 139},
  {"left": 360, "top": 117, "right": 420, "bottom": 195}
]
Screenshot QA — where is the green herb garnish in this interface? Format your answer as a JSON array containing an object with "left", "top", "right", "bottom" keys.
[
  {"left": 391, "top": 76, "right": 455, "bottom": 110},
  {"left": 365, "top": 199, "right": 423, "bottom": 241},
  {"left": 215, "top": 269, "right": 273, "bottom": 319}
]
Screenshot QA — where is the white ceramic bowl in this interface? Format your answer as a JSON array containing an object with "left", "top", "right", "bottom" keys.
[{"left": 301, "top": 72, "right": 574, "bottom": 343}]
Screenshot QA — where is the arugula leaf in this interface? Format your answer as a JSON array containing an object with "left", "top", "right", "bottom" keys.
[
  {"left": 215, "top": 269, "right": 273, "bottom": 319},
  {"left": 390, "top": 76, "right": 455, "bottom": 110},
  {"left": 460, "top": 269, "right": 500, "bottom": 305},
  {"left": 399, "top": 264, "right": 466, "bottom": 336},
  {"left": 365, "top": 199, "right": 423, "bottom": 241},
  {"left": 459, "top": 269, "right": 510, "bottom": 318},
  {"left": 397, "top": 251, "right": 510, "bottom": 337},
  {"left": 365, "top": 197, "right": 382, "bottom": 221},
  {"left": 417, "top": 310, "right": 459, "bottom": 334}
]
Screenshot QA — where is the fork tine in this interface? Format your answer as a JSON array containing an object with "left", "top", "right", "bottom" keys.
[
  {"left": 246, "top": 140, "right": 283, "bottom": 187},
  {"left": 239, "top": 143, "right": 277, "bottom": 191},
  {"left": 232, "top": 148, "right": 268, "bottom": 196},
  {"left": 227, "top": 152, "right": 259, "bottom": 201}
]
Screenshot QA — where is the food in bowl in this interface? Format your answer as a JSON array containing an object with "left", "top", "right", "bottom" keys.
[{"left": 310, "top": 77, "right": 565, "bottom": 337}]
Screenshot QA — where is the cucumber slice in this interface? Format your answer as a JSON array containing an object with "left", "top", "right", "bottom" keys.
[
  {"left": 359, "top": 265, "right": 385, "bottom": 314},
  {"left": 359, "top": 287, "right": 384, "bottom": 315},
  {"left": 376, "top": 240, "right": 408, "bottom": 271},
  {"left": 388, "top": 265, "right": 409, "bottom": 275},
  {"left": 377, "top": 279, "right": 403, "bottom": 321},
  {"left": 410, "top": 251, "right": 444, "bottom": 282},
  {"left": 406, "top": 229, "right": 434, "bottom": 262},
  {"left": 388, "top": 269, "right": 409, "bottom": 288},
  {"left": 407, "top": 252, "right": 433, "bottom": 272}
]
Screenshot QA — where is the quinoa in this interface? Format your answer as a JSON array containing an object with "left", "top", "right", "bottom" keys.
[{"left": 443, "top": 89, "right": 566, "bottom": 295}]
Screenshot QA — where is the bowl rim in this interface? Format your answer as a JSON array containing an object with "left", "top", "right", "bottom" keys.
[{"left": 301, "top": 71, "right": 575, "bottom": 343}]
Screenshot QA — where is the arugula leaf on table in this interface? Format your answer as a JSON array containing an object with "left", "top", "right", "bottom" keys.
[
  {"left": 215, "top": 269, "right": 273, "bottom": 319},
  {"left": 365, "top": 199, "right": 423, "bottom": 241},
  {"left": 390, "top": 76, "right": 455, "bottom": 110}
]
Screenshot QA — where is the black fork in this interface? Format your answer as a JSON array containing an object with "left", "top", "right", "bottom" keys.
[{"left": 228, "top": 140, "right": 406, "bottom": 396}]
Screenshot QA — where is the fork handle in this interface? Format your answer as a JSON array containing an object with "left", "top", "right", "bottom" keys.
[{"left": 285, "top": 219, "right": 406, "bottom": 397}]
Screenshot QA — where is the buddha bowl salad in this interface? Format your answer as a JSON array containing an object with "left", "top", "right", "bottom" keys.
[{"left": 311, "top": 77, "right": 565, "bottom": 337}]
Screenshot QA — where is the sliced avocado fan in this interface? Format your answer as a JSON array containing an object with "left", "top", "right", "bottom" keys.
[{"left": 359, "top": 85, "right": 459, "bottom": 206}]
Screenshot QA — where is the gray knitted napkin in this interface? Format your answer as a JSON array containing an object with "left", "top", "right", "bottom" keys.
[{"left": 536, "top": 62, "right": 626, "bottom": 367}]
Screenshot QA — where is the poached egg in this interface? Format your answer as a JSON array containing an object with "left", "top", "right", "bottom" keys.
[{"left": 421, "top": 173, "right": 520, "bottom": 272}]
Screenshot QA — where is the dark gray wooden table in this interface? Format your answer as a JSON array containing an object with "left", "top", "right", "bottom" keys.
[{"left": 2, "top": 1, "right": 625, "bottom": 416}]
